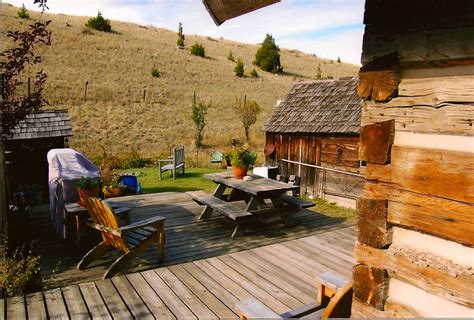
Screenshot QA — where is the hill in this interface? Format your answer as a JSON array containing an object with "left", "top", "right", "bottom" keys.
[{"left": 2, "top": 4, "right": 359, "bottom": 163}]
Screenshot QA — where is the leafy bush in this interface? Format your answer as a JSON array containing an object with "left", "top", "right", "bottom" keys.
[
  {"left": 177, "top": 22, "right": 185, "bottom": 48},
  {"left": 254, "top": 34, "right": 282, "bottom": 74},
  {"left": 17, "top": 4, "right": 30, "bottom": 19},
  {"left": 234, "top": 59, "right": 244, "bottom": 77},
  {"left": 120, "top": 149, "right": 153, "bottom": 168},
  {"left": 250, "top": 68, "right": 259, "bottom": 78},
  {"left": 151, "top": 66, "right": 160, "bottom": 78},
  {"left": 226, "top": 149, "right": 257, "bottom": 168},
  {"left": 85, "top": 11, "right": 112, "bottom": 32},
  {"left": 190, "top": 43, "right": 205, "bottom": 57},
  {"left": 0, "top": 243, "right": 41, "bottom": 297},
  {"left": 233, "top": 95, "right": 261, "bottom": 141},
  {"left": 227, "top": 50, "right": 235, "bottom": 62}
]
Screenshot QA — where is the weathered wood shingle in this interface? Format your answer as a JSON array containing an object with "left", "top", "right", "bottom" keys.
[
  {"left": 263, "top": 77, "right": 361, "bottom": 134},
  {"left": 4, "top": 110, "right": 73, "bottom": 140}
]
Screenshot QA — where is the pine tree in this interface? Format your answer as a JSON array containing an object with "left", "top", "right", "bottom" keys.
[
  {"left": 254, "top": 34, "right": 282, "bottom": 74},
  {"left": 177, "top": 22, "right": 185, "bottom": 48},
  {"left": 337, "top": 56, "right": 341, "bottom": 63},
  {"left": 234, "top": 59, "right": 244, "bottom": 77},
  {"left": 17, "top": 4, "right": 30, "bottom": 19},
  {"left": 315, "top": 63, "right": 322, "bottom": 80}
]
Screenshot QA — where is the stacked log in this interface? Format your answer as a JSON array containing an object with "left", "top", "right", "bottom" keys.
[{"left": 353, "top": 0, "right": 474, "bottom": 317}]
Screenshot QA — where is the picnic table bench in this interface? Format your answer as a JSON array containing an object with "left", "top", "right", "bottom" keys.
[{"left": 187, "top": 172, "right": 315, "bottom": 237}]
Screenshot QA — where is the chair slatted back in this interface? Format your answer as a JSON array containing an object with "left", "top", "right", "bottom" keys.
[
  {"left": 85, "top": 197, "right": 129, "bottom": 252},
  {"left": 174, "top": 146, "right": 185, "bottom": 167}
]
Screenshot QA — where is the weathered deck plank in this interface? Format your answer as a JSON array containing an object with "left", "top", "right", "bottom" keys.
[
  {"left": 78, "top": 282, "right": 110, "bottom": 319},
  {"left": 3, "top": 225, "right": 355, "bottom": 319},
  {"left": 111, "top": 276, "right": 154, "bottom": 319},
  {"left": 125, "top": 273, "right": 176, "bottom": 319},
  {"left": 25, "top": 292, "right": 47, "bottom": 320},
  {"left": 168, "top": 265, "right": 236, "bottom": 319},
  {"left": 61, "top": 285, "right": 89, "bottom": 319},
  {"left": 95, "top": 279, "right": 132, "bottom": 318}
]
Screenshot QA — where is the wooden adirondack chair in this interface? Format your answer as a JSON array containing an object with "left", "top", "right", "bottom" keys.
[
  {"left": 77, "top": 197, "right": 165, "bottom": 279},
  {"left": 237, "top": 272, "right": 353, "bottom": 319}
]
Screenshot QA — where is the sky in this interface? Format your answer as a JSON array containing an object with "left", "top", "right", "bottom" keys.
[{"left": 8, "top": 0, "right": 365, "bottom": 65}]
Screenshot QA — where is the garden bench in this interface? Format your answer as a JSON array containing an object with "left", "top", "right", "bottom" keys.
[
  {"left": 186, "top": 190, "right": 252, "bottom": 237},
  {"left": 158, "top": 146, "right": 185, "bottom": 180}
]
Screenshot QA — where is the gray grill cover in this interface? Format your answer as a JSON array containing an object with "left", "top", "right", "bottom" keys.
[{"left": 47, "top": 148, "right": 100, "bottom": 239}]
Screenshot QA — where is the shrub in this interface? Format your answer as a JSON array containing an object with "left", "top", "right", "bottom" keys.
[
  {"left": 227, "top": 50, "right": 235, "bottom": 62},
  {"left": 0, "top": 242, "right": 42, "bottom": 297},
  {"left": 177, "top": 22, "right": 185, "bottom": 48},
  {"left": 85, "top": 11, "right": 112, "bottom": 32},
  {"left": 233, "top": 95, "right": 261, "bottom": 142},
  {"left": 190, "top": 43, "right": 205, "bottom": 57},
  {"left": 250, "top": 68, "right": 259, "bottom": 78},
  {"left": 17, "top": 4, "right": 30, "bottom": 19},
  {"left": 254, "top": 34, "right": 282, "bottom": 74},
  {"left": 337, "top": 56, "right": 341, "bottom": 63},
  {"left": 119, "top": 149, "right": 153, "bottom": 169},
  {"left": 234, "top": 59, "right": 244, "bottom": 77},
  {"left": 151, "top": 66, "right": 160, "bottom": 78}
]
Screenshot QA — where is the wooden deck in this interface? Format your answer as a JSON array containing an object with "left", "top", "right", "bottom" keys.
[
  {"left": 27, "top": 192, "right": 352, "bottom": 290},
  {"left": 1, "top": 225, "right": 355, "bottom": 319}
]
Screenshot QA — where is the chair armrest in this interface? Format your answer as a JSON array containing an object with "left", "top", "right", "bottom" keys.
[
  {"left": 86, "top": 221, "right": 122, "bottom": 237},
  {"left": 316, "top": 272, "right": 350, "bottom": 291},
  {"left": 120, "top": 216, "right": 165, "bottom": 232},
  {"left": 157, "top": 158, "right": 174, "bottom": 163},
  {"left": 236, "top": 299, "right": 281, "bottom": 319}
]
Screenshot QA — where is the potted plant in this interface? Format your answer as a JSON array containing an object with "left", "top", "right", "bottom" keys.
[
  {"left": 227, "top": 149, "right": 257, "bottom": 179},
  {"left": 76, "top": 176, "right": 100, "bottom": 207}
]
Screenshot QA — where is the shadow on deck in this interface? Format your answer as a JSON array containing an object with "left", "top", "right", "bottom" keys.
[{"left": 30, "top": 192, "right": 352, "bottom": 289}]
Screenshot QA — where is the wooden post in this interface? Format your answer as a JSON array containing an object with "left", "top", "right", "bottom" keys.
[
  {"left": 84, "top": 80, "right": 89, "bottom": 101},
  {"left": 143, "top": 88, "right": 146, "bottom": 102},
  {"left": 27, "top": 77, "right": 31, "bottom": 95}
]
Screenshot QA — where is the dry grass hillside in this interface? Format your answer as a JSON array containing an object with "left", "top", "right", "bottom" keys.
[{"left": 2, "top": 4, "right": 359, "bottom": 162}]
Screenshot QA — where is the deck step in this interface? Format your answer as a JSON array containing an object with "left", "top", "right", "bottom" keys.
[
  {"left": 280, "top": 194, "right": 315, "bottom": 209},
  {"left": 186, "top": 190, "right": 252, "bottom": 220}
]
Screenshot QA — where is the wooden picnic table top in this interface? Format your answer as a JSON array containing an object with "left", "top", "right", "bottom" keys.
[{"left": 205, "top": 172, "right": 298, "bottom": 198}]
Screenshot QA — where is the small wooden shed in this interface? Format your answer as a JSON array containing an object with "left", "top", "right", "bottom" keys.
[
  {"left": 263, "top": 77, "right": 363, "bottom": 207},
  {"left": 3, "top": 110, "right": 73, "bottom": 204}
]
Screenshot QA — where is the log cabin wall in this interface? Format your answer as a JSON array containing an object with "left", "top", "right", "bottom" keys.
[{"left": 353, "top": 0, "right": 474, "bottom": 317}]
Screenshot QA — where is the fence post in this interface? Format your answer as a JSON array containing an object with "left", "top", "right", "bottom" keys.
[
  {"left": 84, "top": 80, "right": 88, "bottom": 101},
  {"left": 143, "top": 88, "right": 146, "bottom": 102}
]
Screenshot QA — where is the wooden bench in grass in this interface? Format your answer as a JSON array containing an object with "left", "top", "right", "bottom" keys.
[
  {"left": 236, "top": 272, "right": 352, "bottom": 319},
  {"left": 77, "top": 197, "right": 165, "bottom": 279},
  {"left": 158, "top": 146, "right": 185, "bottom": 180},
  {"left": 186, "top": 190, "right": 252, "bottom": 238}
]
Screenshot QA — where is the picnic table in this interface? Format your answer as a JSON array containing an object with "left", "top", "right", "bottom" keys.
[{"left": 187, "top": 172, "right": 314, "bottom": 237}]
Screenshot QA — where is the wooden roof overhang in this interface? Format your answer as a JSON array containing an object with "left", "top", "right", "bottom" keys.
[{"left": 202, "top": 0, "right": 280, "bottom": 25}]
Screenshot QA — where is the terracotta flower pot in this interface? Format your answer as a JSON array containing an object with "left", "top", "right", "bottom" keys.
[
  {"left": 77, "top": 187, "right": 100, "bottom": 207},
  {"left": 232, "top": 166, "right": 248, "bottom": 179}
]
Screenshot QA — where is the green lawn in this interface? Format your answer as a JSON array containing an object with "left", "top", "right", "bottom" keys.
[
  {"left": 117, "top": 167, "right": 355, "bottom": 221},
  {"left": 117, "top": 167, "right": 225, "bottom": 194}
]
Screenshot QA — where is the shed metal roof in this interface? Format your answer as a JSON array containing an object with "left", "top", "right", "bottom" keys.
[
  {"left": 4, "top": 109, "right": 73, "bottom": 141},
  {"left": 263, "top": 77, "right": 361, "bottom": 134}
]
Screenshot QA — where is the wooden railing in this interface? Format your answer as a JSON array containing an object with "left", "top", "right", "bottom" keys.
[{"left": 278, "top": 158, "right": 364, "bottom": 200}]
